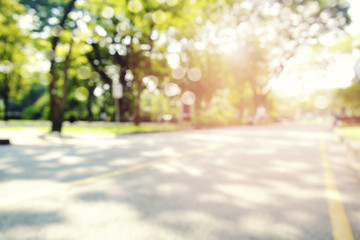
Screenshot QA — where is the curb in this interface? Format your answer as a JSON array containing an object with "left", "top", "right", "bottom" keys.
[
  {"left": 0, "top": 139, "right": 10, "bottom": 145},
  {"left": 334, "top": 129, "right": 360, "bottom": 178}
]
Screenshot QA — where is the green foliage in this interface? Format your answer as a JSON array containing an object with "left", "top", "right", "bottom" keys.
[
  {"left": 335, "top": 79, "right": 360, "bottom": 115},
  {"left": 338, "top": 126, "right": 360, "bottom": 144},
  {"left": 0, "top": 0, "right": 31, "bottom": 120},
  {"left": 20, "top": 83, "right": 48, "bottom": 119},
  {"left": 62, "top": 123, "right": 180, "bottom": 134},
  {"left": 1, "top": 0, "right": 354, "bottom": 127}
]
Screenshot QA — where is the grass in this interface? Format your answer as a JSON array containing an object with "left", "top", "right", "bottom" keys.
[
  {"left": 62, "top": 124, "right": 180, "bottom": 134},
  {"left": 0, "top": 120, "right": 180, "bottom": 134},
  {"left": 338, "top": 126, "right": 360, "bottom": 144}
]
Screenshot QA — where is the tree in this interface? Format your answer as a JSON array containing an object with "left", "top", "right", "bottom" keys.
[
  {"left": 48, "top": 0, "right": 77, "bottom": 132},
  {"left": 0, "top": 0, "right": 28, "bottom": 120},
  {"left": 19, "top": 0, "right": 79, "bottom": 131},
  {"left": 82, "top": 0, "right": 208, "bottom": 124},
  {"left": 189, "top": 0, "right": 351, "bottom": 116},
  {"left": 335, "top": 78, "right": 360, "bottom": 115}
]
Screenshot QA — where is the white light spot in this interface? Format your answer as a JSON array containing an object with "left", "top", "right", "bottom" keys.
[
  {"left": 123, "top": 35, "right": 132, "bottom": 45},
  {"left": 164, "top": 83, "right": 181, "bottom": 97},
  {"left": 48, "top": 17, "right": 59, "bottom": 25},
  {"left": 95, "top": 25, "right": 107, "bottom": 37},
  {"left": 151, "top": 30, "right": 159, "bottom": 40},
  {"left": 181, "top": 91, "right": 196, "bottom": 105},
  {"left": 143, "top": 76, "right": 158, "bottom": 92},
  {"left": 314, "top": 95, "right": 329, "bottom": 109},
  {"left": 116, "top": 21, "right": 131, "bottom": 34},
  {"left": 77, "top": 20, "right": 88, "bottom": 33},
  {"left": 194, "top": 41, "right": 206, "bottom": 50},
  {"left": 167, "top": 54, "right": 180, "bottom": 69},
  {"left": 101, "top": 7, "right": 115, "bottom": 19},
  {"left": 128, "top": 0, "right": 143, "bottom": 13},
  {"left": 167, "top": 42, "right": 182, "bottom": 53},
  {"left": 103, "top": 84, "right": 110, "bottom": 90},
  {"left": 93, "top": 87, "right": 103, "bottom": 97},
  {"left": 187, "top": 67, "right": 202, "bottom": 81},
  {"left": 75, "top": 87, "right": 89, "bottom": 101},
  {"left": 125, "top": 70, "right": 134, "bottom": 81},
  {"left": 172, "top": 67, "right": 186, "bottom": 79},
  {"left": 18, "top": 14, "right": 34, "bottom": 30}
]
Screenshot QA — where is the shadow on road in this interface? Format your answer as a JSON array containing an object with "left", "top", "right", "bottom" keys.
[{"left": 0, "top": 123, "right": 345, "bottom": 239}]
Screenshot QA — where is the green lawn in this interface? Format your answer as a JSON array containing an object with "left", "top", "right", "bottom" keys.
[
  {"left": 338, "top": 126, "right": 360, "bottom": 144},
  {"left": 62, "top": 124, "right": 180, "bottom": 134},
  {"left": 0, "top": 120, "right": 180, "bottom": 134}
]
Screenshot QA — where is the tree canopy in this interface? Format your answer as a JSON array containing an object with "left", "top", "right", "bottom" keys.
[{"left": 0, "top": 0, "right": 355, "bottom": 130}]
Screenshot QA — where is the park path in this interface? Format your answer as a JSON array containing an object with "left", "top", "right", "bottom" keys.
[{"left": 0, "top": 122, "right": 359, "bottom": 240}]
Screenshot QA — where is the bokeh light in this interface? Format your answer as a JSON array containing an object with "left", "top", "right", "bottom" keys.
[
  {"left": 314, "top": 95, "right": 329, "bottom": 110},
  {"left": 116, "top": 21, "right": 131, "bottom": 34},
  {"left": 167, "top": 0, "right": 178, "bottom": 7},
  {"left": 95, "top": 25, "right": 107, "bottom": 37},
  {"left": 152, "top": 10, "right": 167, "bottom": 24},
  {"left": 93, "top": 86, "right": 104, "bottom": 97},
  {"left": 75, "top": 87, "right": 89, "bottom": 101},
  {"left": 167, "top": 54, "right": 180, "bottom": 69},
  {"left": 78, "top": 66, "right": 91, "bottom": 79},
  {"left": 187, "top": 67, "right": 202, "bottom": 81},
  {"left": 164, "top": 83, "right": 181, "bottom": 97},
  {"left": 143, "top": 76, "right": 158, "bottom": 92},
  {"left": 172, "top": 67, "right": 186, "bottom": 79},
  {"left": 101, "top": 7, "right": 114, "bottom": 19},
  {"left": 128, "top": 0, "right": 143, "bottom": 13},
  {"left": 181, "top": 91, "right": 196, "bottom": 105},
  {"left": 103, "top": 84, "right": 110, "bottom": 90}
]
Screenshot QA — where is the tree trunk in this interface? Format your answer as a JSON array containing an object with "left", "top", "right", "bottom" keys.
[
  {"left": 134, "top": 88, "right": 141, "bottom": 126},
  {"left": 3, "top": 93, "right": 9, "bottom": 121},
  {"left": 87, "top": 85, "right": 95, "bottom": 121},
  {"left": 51, "top": 105, "right": 64, "bottom": 132},
  {"left": 238, "top": 97, "right": 244, "bottom": 120},
  {"left": 118, "top": 66, "right": 127, "bottom": 121},
  {"left": 132, "top": 23, "right": 154, "bottom": 126},
  {"left": 48, "top": 0, "right": 77, "bottom": 132},
  {"left": 3, "top": 73, "right": 10, "bottom": 121}
]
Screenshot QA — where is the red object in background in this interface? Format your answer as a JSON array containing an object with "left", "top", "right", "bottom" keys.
[{"left": 183, "top": 104, "right": 191, "bottom": 121}]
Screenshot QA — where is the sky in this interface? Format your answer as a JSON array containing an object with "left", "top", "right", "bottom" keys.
[{"left": 271, "top": 0, "right": 360, "bottom": 97}]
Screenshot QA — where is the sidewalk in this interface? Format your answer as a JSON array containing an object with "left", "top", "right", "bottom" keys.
[
  {"left": 0, "top": 121, "right": 181, "bottom": 145},
  {"left": 0, "top": 128, "right": 120, "bottom": 146}
]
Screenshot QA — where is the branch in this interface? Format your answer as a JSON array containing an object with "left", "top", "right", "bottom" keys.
[
  {"left": 49, "top": 0, "right": 77, "bottom": 100},
  {"left": 86, "top": 45, "right": 112, "bottom": 85},
  {"left": 62, "top": 38, "right": 74, "bottom": 106}
]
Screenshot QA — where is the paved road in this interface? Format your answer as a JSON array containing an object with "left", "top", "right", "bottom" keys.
[{"left": 0, "top": 122, "right": 359, "bottom": 240}]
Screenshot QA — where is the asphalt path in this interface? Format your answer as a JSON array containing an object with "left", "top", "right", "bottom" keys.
[{"left": 0, "top": 122, "right": 359, "bottom": 240}]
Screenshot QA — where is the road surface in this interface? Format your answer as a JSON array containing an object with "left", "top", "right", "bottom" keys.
[{"left": 0, "top": 122, "right": 359, "bottom": 240}]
